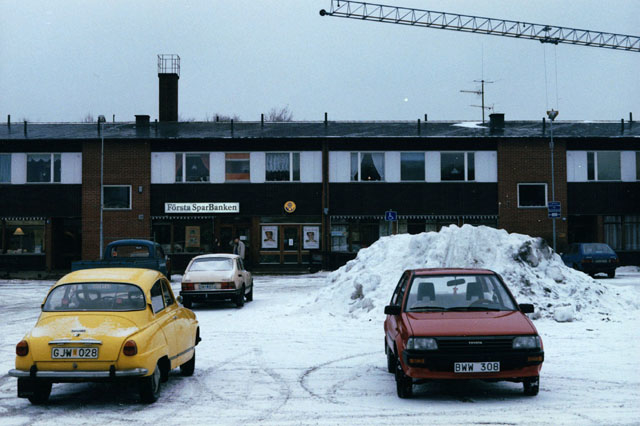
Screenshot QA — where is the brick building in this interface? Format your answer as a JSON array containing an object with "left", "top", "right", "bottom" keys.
[{"left": 1, "top": 117, "right": 639, "bottom": 272}]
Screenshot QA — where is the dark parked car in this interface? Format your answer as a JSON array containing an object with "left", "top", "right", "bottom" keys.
[
  {"left": 561, "top": 243, "right": 618, "bottom": 278},
  {"left": 72, "top": 240, "right": 171, "bottom": 279},
  {"left": 384, "top": 268, "right": 544, "bottom": 398}
]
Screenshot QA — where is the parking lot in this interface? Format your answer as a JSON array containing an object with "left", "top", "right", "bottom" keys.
[{"left": 1, "top": 272, "right": 639, "bottom": 425}]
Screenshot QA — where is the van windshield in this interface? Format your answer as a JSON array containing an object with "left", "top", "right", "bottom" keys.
[
  {"left": 43, "top": 283, "right": 146, "bottom": 312},
  {"left": 404, "top": 274, "right": 517, "bottom": 312}
]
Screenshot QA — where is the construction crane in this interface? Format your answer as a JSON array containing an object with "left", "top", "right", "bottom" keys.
[{"left": 319, "top": 1, "right": 640, "bottom": 53}]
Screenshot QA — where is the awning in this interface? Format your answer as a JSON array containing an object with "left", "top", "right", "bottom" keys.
[
  {"left": 1, "top": 217, "right": 46, "bottom": 221},
  {"left": 151, "top": 216, "right": 216, "bottom": 220},
  {"left": 330, "top": 215, "right": 497, "bottom": 220}
]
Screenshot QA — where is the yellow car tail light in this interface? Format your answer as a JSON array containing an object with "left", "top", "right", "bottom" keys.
[
  {"left": 16, "top": 340, "right": 29, "bottom": 356},
  {"left": 123, "top": 340, "right": 138, "bottom": 356}
]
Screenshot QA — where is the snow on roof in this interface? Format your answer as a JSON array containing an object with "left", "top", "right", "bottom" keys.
[{"left": 313, "top": 225, "right": 639, "bottom": 322}]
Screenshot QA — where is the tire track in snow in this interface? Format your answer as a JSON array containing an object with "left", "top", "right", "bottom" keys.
[{"left": 299, "top": 351, "right": 377, "bottom": 404}]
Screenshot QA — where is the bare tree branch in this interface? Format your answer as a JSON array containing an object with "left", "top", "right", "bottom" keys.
[{"left": 266, "top": 106, "right": 293, "bottom": 122}]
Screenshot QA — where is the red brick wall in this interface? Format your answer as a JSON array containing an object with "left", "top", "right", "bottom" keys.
[
  {"left": 81, "top": 139, "right": 151, "bottom": 260},
  {"left": 497, "top": 138, "right": 568, "bottom": 249}
]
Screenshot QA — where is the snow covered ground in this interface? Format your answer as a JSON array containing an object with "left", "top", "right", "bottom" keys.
[{"left": 0, "top": 269, "right": 639, "bottom": 425}]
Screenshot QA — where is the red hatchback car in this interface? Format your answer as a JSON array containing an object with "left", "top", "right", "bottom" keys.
[{"left": 384, "top": 268, "right": 544, "bottom": 398}]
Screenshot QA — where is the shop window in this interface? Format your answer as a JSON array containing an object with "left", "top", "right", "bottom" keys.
[
  {"left": 103, "top": 185, "right": 131, "bottom": 210},
  {"left": 1, "top": 220, "right": 45, "bottom": 254},
  {"left": 587, "top": 151, "right": 621, "bottom": 181},
  {"left": 517, "top": 183, "right": 547, "bottom": 208},
  {"left": 265, "top": 152, "right": 300, "bottom": 181},
  {"left": 225, "top": 153, "right": 250, "bottom": 181},
  {"left": 0, "top": 154, "right": 10, "bottom": 183},
  {"left": 623, "top": 216, "right": 640, "bottom": 251},
  {"left": 175, "top": 153, "right": 210, "bottom": 182},
  {"left": 350, "top": 152, "right": 385, "bottom": 181},
  {"left": 26, "top": 153, "right": 61, "bottom": 183},
  {"left": 441, "top": 152, "right": 474, "bottom": 181},
  {"left": 604, "top": 216, "right": 622, "bottom": 250},
  {"left": 400, "top": 153, "right": 425, "bottom": 181},
  {"left": 330, "top": 225, "right": 348, "bottom": 252},
  {"left": 152, "top": 220, "right": 215, "bottom": 254}
]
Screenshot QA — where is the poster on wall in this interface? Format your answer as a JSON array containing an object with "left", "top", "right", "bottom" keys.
[
  {"left": 261, "top": 226, "right": 278, "bottom": 249},
  {"left": 185, "top": 226, "right": 201, "bottom": 248},
  {"left": 303, "top": 226, "right": 320, "bottom": 250}
]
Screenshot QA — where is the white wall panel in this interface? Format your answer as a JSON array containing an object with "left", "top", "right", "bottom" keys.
[
  {"left": 151, "top": 152, "right": 174, "bottom": 183},
  {"left": 621, "top": 151, "right": 636, "bottom": 182},
  {"left": 61, "top": 153, "right": 82, "bottom": 183},
  {"left": 11, "top": 153, "right": 26, "bottom": 184},
  {"left": 329, "top": 151, "right": 351, "bottom": 182},
  {"left": 566, "top": 151, "right": 588, "bottom": 182},
  {"left": 475, "top": 151, "right": 497, "bottom": 182},
  {"left": 425, "top": 152, "right": 440, "bottom": 182},
  {"left": 300, "top": 151, "right": 322, "bottom": 183},
  {"left": 250, "top": 152, "right": 265, "bottom": 183},
  {"left": 210, "top": 152, "right": 226, "bottom": 183},
  {"left": 385, "top": 152, "right": 401, "bottom": 182}
]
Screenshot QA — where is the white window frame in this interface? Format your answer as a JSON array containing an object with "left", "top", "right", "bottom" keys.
[
  {"left": 175, "top": 152, "right": 211, "bottom": 183},
  {"left": 399, "top": 151, "right": 426, "bottom": 182},
  {"left": 350, "top": 152, "right": 386, "bottom": 182},
  {"left": 26, "top": 153, "right": 61, "bottom": 184},
  {"left": 0, "top": 153, "right": 10, "bottom": 183},
  {"left": 517, "top": 183, "right": 548, "bottom": 209},
  {"left": 265, "top": 152, "right": 300, "bottom": 182},
  {"left": 103, "top": 185, "right": 132, "bottom": 210},
  {"left": 440, "top": 152, "right": 475, "bottom": 182}
]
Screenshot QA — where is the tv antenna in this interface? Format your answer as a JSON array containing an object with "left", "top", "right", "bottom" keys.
[{"left": 460, "top": 79, "right": 494, "bottom": 123}]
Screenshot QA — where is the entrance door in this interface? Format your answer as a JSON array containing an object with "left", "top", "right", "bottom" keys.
[{"left": 282, "top": 226, "right": 300, "bottom": 264}]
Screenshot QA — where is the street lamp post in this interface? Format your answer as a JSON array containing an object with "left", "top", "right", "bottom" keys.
[
  {"left": 547, "top": 109, "right": 559, "bottom": 251},
  {"left": 98, "top": 115, "right": 106, "bottom": 258}
]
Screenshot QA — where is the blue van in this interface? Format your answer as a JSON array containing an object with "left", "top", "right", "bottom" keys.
[{"left": 561, "top": 243, "right": 618, "bottom": 278}]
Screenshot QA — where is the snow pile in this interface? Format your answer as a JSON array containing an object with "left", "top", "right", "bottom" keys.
[{"left": 315, "top": 225, "right": 638, "bottom": 321}]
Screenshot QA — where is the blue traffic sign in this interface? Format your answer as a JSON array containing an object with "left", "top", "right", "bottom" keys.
[
  {"left": 385, "top": 210, "right": 398, "bottom": 221},
  {"left": 547, "top": 201, "right": 561, "bottom": 218}
]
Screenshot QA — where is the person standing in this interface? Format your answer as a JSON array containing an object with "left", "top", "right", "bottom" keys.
[{"left": 233, "top": 236, "right": 245, "bottom": 260}]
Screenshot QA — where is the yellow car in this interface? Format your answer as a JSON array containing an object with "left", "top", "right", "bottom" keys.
[{"left": 8, "top": 268, "right": 200, "bottom": 404}]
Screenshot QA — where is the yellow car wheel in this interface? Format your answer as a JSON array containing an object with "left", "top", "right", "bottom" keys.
[{"left": 139, "top": 364, "right": 161, "bottom": 403}]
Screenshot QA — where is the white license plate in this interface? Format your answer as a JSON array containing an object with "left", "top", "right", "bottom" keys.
[
  {"left": 51, "top": 347, "right": 99, "bottom": 359},
  {"left": 454, "top": 362, "right": 500, "bottom": 373},
  {"left": 200, "top": 284, "right": 220, "bottom": 290}
]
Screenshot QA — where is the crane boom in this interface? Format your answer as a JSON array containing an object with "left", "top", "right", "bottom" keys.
[{"left": 319, "top": 1, "right": 640, "bottom": 53}]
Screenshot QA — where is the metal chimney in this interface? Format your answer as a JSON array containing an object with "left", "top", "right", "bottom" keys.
[{"left": 158, "top": 54, "right": 180, "bottom": 122}]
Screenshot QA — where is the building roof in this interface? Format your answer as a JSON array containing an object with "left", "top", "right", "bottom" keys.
[{"left": 1, "top": 120, "right": 638, "bottom": 140}]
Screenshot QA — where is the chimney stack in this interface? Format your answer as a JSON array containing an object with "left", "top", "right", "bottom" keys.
[
  {"left": 158, "top": 54, "right": 180, "bottom": 122},
  {"left": 489, "top": 113, "right": 505, "bottom": 130}
]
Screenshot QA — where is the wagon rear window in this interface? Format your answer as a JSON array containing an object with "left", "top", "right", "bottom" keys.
[{"left": 43, "top": 283, "right": 146, "bottom": 312}]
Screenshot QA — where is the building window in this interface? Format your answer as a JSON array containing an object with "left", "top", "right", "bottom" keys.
[
  {"left": 330, "top": 224, "right": 348, "bottom": 252},
  {"left": 624, "top": 216, "right": 640, "bottom": 251},
  {"left": 636, "top": 152, "right": 640, "bottom": 180},
  {"left": 103, "top": 185, "right": 131, "bottom": 210},
  {"left": 587, "top": 151, "right": 621, "bottom": 181},
  {"left": 265, "top": 152, "right": 300, "bottom": 181},
  {"left": 517, "top": 183, "right": 547, "bottom": 208},
  {"left": 175, "top": 153, "right": 210, "bottom": 182},
  {"left": 400, "top": 152, "right": 425, "bottom": 181},
  {"left": 225, "top": 153, "right": 250, "bottom": 181},
  {"left": 604, "top": 216, "right": 622, "bottom": 250},
  {"left": 0, "top": 154, "right": 10, "bottom": 183},
  {"left": 350, "top": 152, "right": 384, "bottom": 181},
  {"left": 26, "top": 153, "right": 61, "bottom": 183},
  {"left": 441, "top": 152, "right": 474, "bottom": 181},
  {"left": 1, "top": 220, "right": 46, "bottom": 254}
]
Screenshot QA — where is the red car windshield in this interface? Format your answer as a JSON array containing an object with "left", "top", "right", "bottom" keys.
[{"left": 404, "top": 274, "right": 517, "bottom": 312}]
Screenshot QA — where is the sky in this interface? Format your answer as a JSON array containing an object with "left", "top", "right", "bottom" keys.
[{"left": 1, "top": 0, "right": 638, "bottom": 123}]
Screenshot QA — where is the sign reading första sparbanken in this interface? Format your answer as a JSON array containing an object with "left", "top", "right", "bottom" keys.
[{"left": 164, "top": 202, "right": 240, "bottom": 214}]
